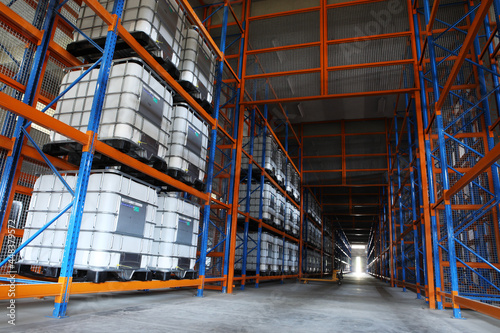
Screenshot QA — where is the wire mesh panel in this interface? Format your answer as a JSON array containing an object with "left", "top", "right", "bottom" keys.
[
  {"left": 327, "top": 0, "right": 409, "bottom": 40},
  {"left": 245, "top": 72, "right": 321, "bottom": 101},
  {"left": 328, "top": 64, "right": 413, "bottom": 95},
  {"left": 417, "top": 0, "right": 500, "bottom": 315},
  {"left": 248, "top": 11, "right": 320, "bottom": 50},
  {"left": 246, "top": 46, "right": 320, "bottom": 75},
  {"left": 0, "top": 19, "right": 38, "bottom": 138},
  {"left": 328, "top": 36, "right": 411, "bottom": 67}
]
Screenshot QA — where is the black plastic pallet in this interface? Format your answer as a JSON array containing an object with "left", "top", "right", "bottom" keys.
[
  {"left": 167, "top": 168, "right": 206, "bottom": 192},
  {"left": 173, "top": 93, "right": 213, "bottom": 115},
  {"left": 42, "top": 139, "right": 178, "bottom": 188},
  {"left": 16, "top": 264, "right": 152, "bottom": 283},
  {"left": 151, "top": 270, "right": 198, "bottom": 281},
  {"left": 66, "top": 31, "right": 180, "bottom": 80}
]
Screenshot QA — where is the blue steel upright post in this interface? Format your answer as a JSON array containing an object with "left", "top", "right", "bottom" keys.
[
  {"left": 412, "top": 0, "right": 443, "bottom": 309},
  {"left": 222, "top": 15, "right": 245, "bottom": 294},
  {"left": 394, "top": 114, "right": 406, "bottom": 291},
  {"left": 421, "top": 0, "right": 461, "bottom": 318},
  {"left": 52, "top": 0, "right": 125, "bottom": 318},
  {"left": 407, "top": 100, "right": 421, "bottom": 299},
  {"left": 198, "top": 3, "right": 229, "bottom": 297}
]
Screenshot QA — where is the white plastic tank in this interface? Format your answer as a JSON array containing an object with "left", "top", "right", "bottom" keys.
[
  {"left": 275, "top": 189, "right": 285, "bottom": 229},
  {"left": 70, "top": 0, "right": 187, "bottom": 76},
  {"left": 178, "top": 27, "right": 216, "bottom": 105},
  {"left": 241, "top": 134, "right": 279, "bottom": 179},
  {"left": 166, "top": 102, "right": 209, "bottom": 187},
  {"left": 286, "top": 162, "right": 300, "bottom": 203},
  {"left": 148, "top": 192, "right": 200, "bottom": 279},
  {"left": 291, "top": 204, "right": 300, "bottom": 237},
  {"left": 271, "top": 235, "right": 283, "bottom": 274},
  {"left": 290, "top": 243, "right": 299, "bottom": 273},
  {"left": 259, "top": 232, "right": 274, "bottom": 273},
  {"left": 275, "top": 149, "right": 286, "bottom": 186},
  {"left": 238, "top": 182, "right": 277, "bottom": 223},
  {"left": 46, "top": 58, "right": 173, "bottom": 165},
  {"left": 18, "top": 170, "right": 157, "bottom": 281}
]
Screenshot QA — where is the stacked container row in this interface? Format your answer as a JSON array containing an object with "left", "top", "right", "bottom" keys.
[
  {"left": 305, "top": 191, "right": 321, "bottom": 225},
  {"left": 234, "top": 232, "right": 299, "bottom": 275},
  {"left": 304, "top": 220, "right": 321, "bottom": 249},
  {"left": 17, "top": 171, "right": 201, "bottom": 282}
]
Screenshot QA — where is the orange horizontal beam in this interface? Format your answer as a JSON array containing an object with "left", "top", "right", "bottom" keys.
[
  {"left": 21, "top": 144, "right": 77, "bottom": 171},
  {"left": 248, "top": 6, "right": 319, "bottom": 21},
  {"left": 454, "top": 296, "right": 500, "bottom": 320},
  {"left": 246, "top": 42, "right": 321, "bottom": 55},
  {"left": 245, "top": 68, "right": 320, "bottom": 80},
  {"left": 196, "top": 251, "right": 224, "bottom": 257},
  {"left": 0, "top": 135, "right": 14, "bottom": 152},
  {"left": 0, "top": 72, "right": 26, "bottom": 94},
  {"left": 69, "top": 278, "right": 202, "bottom": 295},
  {"left": 441, "top": 261, "right": 500, "bottom": 269},
  {"left": 328, "top": 59, "right": 413, "bottom": 72},
  {"left": 0, "top": 92, "right": 88, "bottom": 144},
  {"left": 445, "top": 142, "right": 500, "bottom": 201},
  {"left": 240, "top": 88, "right": 417, "bottom": 105},
  {"left": 0, "top": 282, "right": 62, "bottom": 299},
  {"left": 203, "top": 277, "right": 227, "bottom": 283},
  {"left": 327, "top": 31, "right": 411, "bottom": 45}
]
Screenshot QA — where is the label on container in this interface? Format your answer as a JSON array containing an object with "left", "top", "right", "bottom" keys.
[
  {"left": 158, "top": 1, "right": 179, "bottom": 40},
  {"left": 139, "top": 87, "right": 164, "bottom": 125},
  {"left": 117, "top": 197, "right": 147, "bottom": 237},
  {"left": 177, "top": 219, "right": 195, "bottom": 246},
  {"left": 187, "top": 125, "right": 203, "bottom": 155}
]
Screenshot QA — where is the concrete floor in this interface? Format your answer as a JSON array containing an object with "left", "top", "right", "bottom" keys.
[{"left": 2, "top": 273, "right": 499, "bottom": 332}]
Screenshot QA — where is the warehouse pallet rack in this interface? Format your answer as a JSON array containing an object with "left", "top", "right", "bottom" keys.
[
  {"left": 368, "top": 0, "right": 500, "bottom": 320},
  {"left": 302, "top": 188, "right": 325, "bottom": 276},
  {"left": 415, "top": 0, "right": 500, "bottom": 319},
  {"left": 0, "top": 0, "right": 245, "bottom": 317},
  {"left": 229, "top": 0, "right": 303, "bottom": 289},
  {"left": 334, "top": 228, "right": 351, "bottom": 274}
]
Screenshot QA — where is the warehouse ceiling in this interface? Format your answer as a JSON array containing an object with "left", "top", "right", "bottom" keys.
[{"left": 189, "top": 0, "right": 413, "bottom": 244}]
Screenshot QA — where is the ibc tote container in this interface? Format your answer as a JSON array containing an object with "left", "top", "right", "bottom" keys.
[
  {"left": 259, "top": 232, "right": 274, "bottom": 274},
  {"left": 283, "top": 241, "right": 291, "bottom": 274},
  {"left": 286, "top": 162, "right": 300, "bottom": 203},
  {"left": 241, "top": 134, "right": 279, "bottom": 179},
  {"left": 271, "top": 236, "right": 283, "bottom": 274},
  {"left": 44, "top": 58, "right": 173, "bottom": 167},
  {"left": 68, "top": 0, "right": 187, "bottom": 78},
  {"left": 235, "top": 232, "right": 260, "bottom": 272},
  {"left": 291, "top": 243, "right": 299, "bottom": 273},
  {"left": 291, "top": 204, "right": 300, "bottom": 237},
  {"left": 166, "top": 102, "right": 209, "bottom": 188},
  {"left": 17, "top": 170, "right": 157, "bottom": 282},
  {"left": 239, "top": 182, "right": 277, "bottom": 223},
  {"left": 275, "top": 189, "right": 285, "bottom": 230},
  {"left": 148, "top": 192, "right": 200, "bottom": 279},
  {"left": 275, "top": 149, "right": 285, "bottom": 186},
  {"left": 178, "top": 27, "right": 217, "bottom": 108},
  {"left": 284, "top": 202, "right": 292, "bottom": 235}
]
